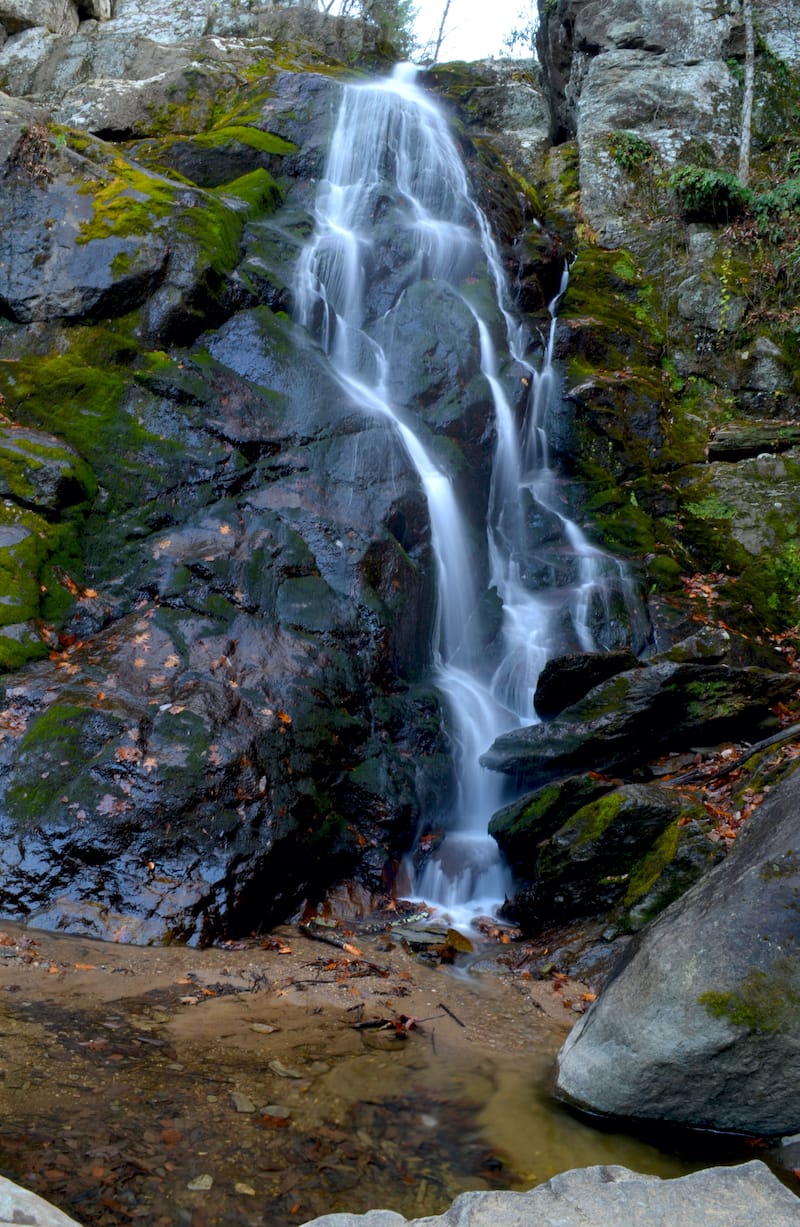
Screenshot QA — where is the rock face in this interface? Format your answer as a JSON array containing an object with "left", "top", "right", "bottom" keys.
[
  {"left": 300, "top": 1162, "right": 800, "bottom": 1227},
  {"left": 556, "top": 763, "right": 800, "bottom": 1136}
]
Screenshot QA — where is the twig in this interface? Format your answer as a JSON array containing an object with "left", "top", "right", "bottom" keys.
[{"left": 437, "top": 1001, "right": 465, "bottom": 1028}]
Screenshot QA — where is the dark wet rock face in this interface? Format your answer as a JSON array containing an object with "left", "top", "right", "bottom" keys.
[
  {"left": 0, "top": 44, "right": 482, "bottom": 939},
  {"left": 483, "top": 659, "right": 796, "bottom": 784}
]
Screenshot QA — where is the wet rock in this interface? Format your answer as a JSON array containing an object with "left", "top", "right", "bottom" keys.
[
  {"left": 482, "top": 660, "right": 797, "bottom": 784},
  {"left": 533, "top": 649, "right": 640, "bottom": 718},
  {"left": 556, "top": 763, "right": 800, "bottom": 1136},
  {"left": 505, "top": 782, "right": 702, "bottom": 927},
  {"left": 231, "top": 1091, "right": 256, "bottom": 1113},
  {"left": 489, "top": 773, "right": 616, "bottom": 873},
  {"left": 300, "top": 1161, "right": 800, "bottom": 1227}
]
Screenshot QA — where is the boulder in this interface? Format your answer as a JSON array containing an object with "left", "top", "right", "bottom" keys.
[
  {"left": 0, "top": 0, "right": 78, "bottom": 35},
  {"left": 489, "top": 772, "right": 615, "bottom": 872},
  {"left": 482, "top": 660, "right": 797, "bottom": 783},
  {"left": 556, "top": 763, "right": 800, "bottom": 1136},
  {"left": 533, "top": 649, "right": 640, "bottom": 718},
  {"left": 0, "top": 1174, "right": 82, "bottom": 1225},
  {"left": 300, "top": 1162, "right": 800, "bottom": 1227}
]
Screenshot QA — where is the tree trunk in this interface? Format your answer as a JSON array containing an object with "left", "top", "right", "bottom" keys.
[{"left": 738, "top": 0, "right": 755, "bottom": 185}]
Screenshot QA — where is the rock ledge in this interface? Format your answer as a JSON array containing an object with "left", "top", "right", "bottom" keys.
[{"left": 300, "top": 1161, "right": 800, "bottom": 1227}]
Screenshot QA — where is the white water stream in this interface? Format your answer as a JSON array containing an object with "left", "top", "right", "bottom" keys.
[{"left": 296, "top": 66, "right": 641, "bottom": 924}]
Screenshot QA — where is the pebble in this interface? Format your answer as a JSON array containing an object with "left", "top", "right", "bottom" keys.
[
  {"left": 187, "top": 1174, "right": 213, "bottom": 1191},
  {"left": 260, "top": 1105, "right": 291, "bottom": 1118},
  {"left": 231, "top": 1091, "right": 256, "bottom": 1113},
  {"left": 268, "top": 1059, "right": 303, "bottom": 1079},
  {"left": 250, "top": 1022, "right": 277, "bottom": 1034},
  {"left": 235, "top": 1182, "right": 256, "bottom": 1196}
]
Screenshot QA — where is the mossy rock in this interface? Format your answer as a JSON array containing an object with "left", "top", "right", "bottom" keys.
[
  {"left": 489, "top": 772, "right": 617, "bottom": 873},
  {"left": 533, "top": 782, "right": 696, "bottom": 921},
  {"left": 616, "top": 813, "right": 723, "bottom": 932},
  {"left": 132, "top": 126, "right": 297, "bottom": 190}
]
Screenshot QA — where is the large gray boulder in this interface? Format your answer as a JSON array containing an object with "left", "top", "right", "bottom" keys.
[
  {"left": 0, "top": 1174, "right": 82, "bottom": 1225},
  {"left": 556, "top": 762, "right": 800, "bottom": 1136},
  {"left": 300, "top": 1162, "right": 800, "bottom": 1227}
]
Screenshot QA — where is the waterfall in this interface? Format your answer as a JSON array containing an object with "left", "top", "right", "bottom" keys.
[{"left": 296, "top": 66, "right": 641, "bottom": 924}]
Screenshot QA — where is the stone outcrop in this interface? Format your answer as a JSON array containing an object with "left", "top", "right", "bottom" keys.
[
  {"left": 482, "top": 657, "right": 795, "bottom": 782},
  {"left": 556, "top": 762, "right": 800, "bottom": 1135},
  {"left": 300, "top": 1162, "right": 800, "bottom": 1227}
]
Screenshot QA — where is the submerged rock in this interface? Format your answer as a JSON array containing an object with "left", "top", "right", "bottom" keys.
[
  {"left": 300, "top": 1161, "right": 800, "bottom": 1227},
  {"left": 556, "top": 763, "right": 800, "bottom": 1136}
]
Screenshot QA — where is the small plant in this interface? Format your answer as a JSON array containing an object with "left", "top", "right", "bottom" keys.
[
  {"left": 608, "top": 131, "right": 654, "bottom": 173},
  {"left": 5, "top": 124, "right": 53, "bottom": 186},
  {"left": 685, "top": 496, "right": 736, "bottom": 521},
  {"left": 668, "top": 164, "right": 750, "bottom": 223}
]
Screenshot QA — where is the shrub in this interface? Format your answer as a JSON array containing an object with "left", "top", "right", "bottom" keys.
[
  {"left": 608, "top": 131, "right": 654, "bottom": 173},
  {"left": 668, "top": 164, "right": 751, "bottom": 223}
]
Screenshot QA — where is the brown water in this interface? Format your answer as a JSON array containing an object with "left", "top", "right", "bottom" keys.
[{"left": 0, "top": 921, "right": 711, "bottom": 1226}]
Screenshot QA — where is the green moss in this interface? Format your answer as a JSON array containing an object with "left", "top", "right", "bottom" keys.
[
  {"left": 76, "top": 157, "right": 243, "bottom": 277},
  {"left": 213, "top": 168, "right": 283, "bottom": 218},
  {"left": 565, "top": 791, "right": 625, "bottom": 848},
  {"left": 6, "top": 702, "right": 88, "bottom": 821},
  {"left": 191, "top": 125, "right": 296, "bottom": 157},
  {"left": 624, "top": 822, "right": 681, "bottom": 905},
  {"left": 699, "top": 963, "right": 800, "bottom": 1034},
  {"left": 1, "top": 348, "right": 138, "bottom": 475}
]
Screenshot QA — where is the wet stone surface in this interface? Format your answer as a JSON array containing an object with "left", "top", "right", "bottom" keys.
[{"left": 0, "top": 921, "right": 702, "bottom": 1226}]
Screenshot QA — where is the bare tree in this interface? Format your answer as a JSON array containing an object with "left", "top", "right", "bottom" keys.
[
  {"left": 429, "top": 0, "right": 454, "bottom": 62},
  {"left": 738, "top": 0, "right": 755, "bottom": 184}
]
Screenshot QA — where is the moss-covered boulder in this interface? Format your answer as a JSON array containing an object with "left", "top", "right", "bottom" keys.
[
  {"left": 483, "top": 657, "right": 796, "bottom": 784},
  {"left": 489, "top": 772, "right": 616, "bottom": 874}
]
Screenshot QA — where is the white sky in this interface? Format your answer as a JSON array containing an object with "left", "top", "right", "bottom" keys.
[{"left": 412, "top": 0, "right": 534, "bottom": 61}]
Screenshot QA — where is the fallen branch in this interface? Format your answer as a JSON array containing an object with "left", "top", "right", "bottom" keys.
[
  {"left": 299, "top": 921, "right": 362, "bottom": 956},
  {"left": 437, "top": 1001, "right": 465, "bottom": 1028},
  {"left": 670, "top": 720, "right": 800, "bottom": 786}
]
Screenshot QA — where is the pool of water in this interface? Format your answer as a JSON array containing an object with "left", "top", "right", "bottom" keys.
[{"left": 0, "top": 921, "right": 755, "bottom": 1226}]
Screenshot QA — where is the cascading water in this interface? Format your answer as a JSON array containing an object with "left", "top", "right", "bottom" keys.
[{"left": 296, "top": 66, "right": 642, "bottom": 923}]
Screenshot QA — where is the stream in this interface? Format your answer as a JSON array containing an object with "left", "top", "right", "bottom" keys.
[{"left": 0, "top": 920, "right": 706, "bottom": 1227}]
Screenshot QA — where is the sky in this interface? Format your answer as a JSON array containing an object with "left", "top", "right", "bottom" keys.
[{"left": 412, "top": 0, "right": 535, "bottom": 61}]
